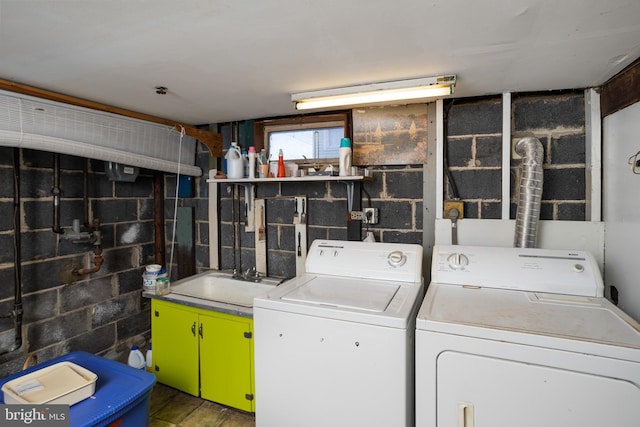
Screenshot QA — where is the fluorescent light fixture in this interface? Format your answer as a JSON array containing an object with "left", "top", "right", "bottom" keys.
[{"left": 292, "top": 75, "right": 456, "bottom": 110}]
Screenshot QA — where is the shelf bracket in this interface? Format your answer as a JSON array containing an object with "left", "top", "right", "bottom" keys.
[{"left": 341, "top": 181, "right": 355, "bottom": 212}]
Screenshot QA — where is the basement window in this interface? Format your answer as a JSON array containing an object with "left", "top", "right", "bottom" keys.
[{"left": 260, "top": 113, "right": 349, "bottom": 162}]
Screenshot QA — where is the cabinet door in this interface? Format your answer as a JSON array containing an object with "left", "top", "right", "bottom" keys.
[
  {"left": 151, "top": 300, "right": 199, "bottom": 396},
  {"left": 199, "top": 313, "right": 254, "bottom": 412}
]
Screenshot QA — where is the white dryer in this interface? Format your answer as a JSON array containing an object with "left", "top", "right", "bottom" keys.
[
  {"left": 416, "top": 245, "right": 640, "bottom": 427},
  {"left": 254, "top": 239, "right": 424, "bottom": 427}
]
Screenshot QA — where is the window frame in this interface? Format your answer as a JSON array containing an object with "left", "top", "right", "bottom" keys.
[{"left": 254, "top": 112, "right": 351, "bottom": 166}]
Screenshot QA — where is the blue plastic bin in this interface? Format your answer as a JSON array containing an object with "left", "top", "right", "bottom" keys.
[{"left": 0, "top": 351, "right": 156, "bottom": 427}]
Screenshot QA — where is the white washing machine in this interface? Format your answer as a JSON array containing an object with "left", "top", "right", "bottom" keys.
[
  {"left": 416, "top": 245, "right": 640, "bottom": 427},
  {"left": 254, "top": 239, "right": 424, "bottom": 427}
]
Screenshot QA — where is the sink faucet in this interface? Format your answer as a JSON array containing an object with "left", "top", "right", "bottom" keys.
[{"left": 232, "top": 267, "right": 262, "bottom": 282}]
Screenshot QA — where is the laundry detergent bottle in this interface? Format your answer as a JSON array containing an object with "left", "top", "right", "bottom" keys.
[
  {"left": 128, "top": 345, "right": 146, "bottom": 370},
  {"left": 226, "top": 142, "right": 244, "bottom": 179}
]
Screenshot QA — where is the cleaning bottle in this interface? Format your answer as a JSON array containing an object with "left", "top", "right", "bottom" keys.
[
  {"left": 225, "top": 143, "right": 244, "bottom": 179},
  {"left": 277, "top": 148, "right": 286, "bottom": 178},
  {"left": 128, "top": 345, "right": 145, "bottom": 370},
  {"left": 248, "top": 146, "right": 257, "bottom": 179},
  {"left": 146, "top": 344, "right": 153, "bottom": 373},
  {"left": 339, "top": 137, "right": 352, "bottom": 176}
]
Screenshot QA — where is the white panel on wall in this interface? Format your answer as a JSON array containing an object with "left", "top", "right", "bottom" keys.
[{"left": 603, "top": 101, "right": 640, "bottom": 322}]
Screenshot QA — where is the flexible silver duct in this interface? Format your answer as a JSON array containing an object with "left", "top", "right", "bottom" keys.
[{"left": 513, "top": 137, "right": 544, "bottom": 248}]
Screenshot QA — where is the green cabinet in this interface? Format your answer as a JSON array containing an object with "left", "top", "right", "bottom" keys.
[{"left": 151, "top": 299, "right": 255, "bottom": 412}]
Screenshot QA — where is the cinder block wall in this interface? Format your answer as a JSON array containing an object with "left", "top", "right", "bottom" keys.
[
  {"left": 445, "top": 91, "right": 586, "bottom": 220},
  {"left": 0, "top": 148, "right": 159, "bottom": 376}
]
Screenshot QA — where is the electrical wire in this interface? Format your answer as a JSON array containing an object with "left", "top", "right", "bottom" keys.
[
  {"left": 442, "top": 99, "right": 460, "bottom": 199},
  {"left": 168, "top": 125, "right": 185, "bottom": 280}
]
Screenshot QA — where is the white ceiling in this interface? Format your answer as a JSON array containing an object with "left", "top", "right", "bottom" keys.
[{"left": 1, "top": 0, "right": 639, "bottom": 125}]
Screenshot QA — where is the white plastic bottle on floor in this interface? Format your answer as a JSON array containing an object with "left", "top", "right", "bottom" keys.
[
  {"left": 145, "top": 345, "right": 153, "bottom": 373},
  {"left": 128, "top": 345, "right": 145, "bottom": 370}
]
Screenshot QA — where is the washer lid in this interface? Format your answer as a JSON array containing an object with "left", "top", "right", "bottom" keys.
[{"left": 281, "top": 276, "right": 399, "bottom": 312}]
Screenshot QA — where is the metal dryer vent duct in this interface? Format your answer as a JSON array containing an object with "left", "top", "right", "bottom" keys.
[{"left": 513, "top": 137, "right": 544, "bottom": 248}]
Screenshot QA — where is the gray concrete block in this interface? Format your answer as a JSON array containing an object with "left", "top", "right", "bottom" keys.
[
  {"left": 61, "top": 276, "right": 114, "bottom": 312},
  {"left": 551, "top": 134, "right": 586, "bottom": 164},
  {"left": 27, "top": 309, "right": 88, "bottom": 349},
  {"left": 117, "top": 221, "right": 154, "bottom": 246},
  {"left": 376, "top": 201, "right": 413, "bottom": 229},
  {"left": 447, "top": 97, "right": 503, "bottom": 136},
  {"left": 20, "top": 230, "right": 57, "bottom": 261},
  {"left": 542, "top": 168, "right": 586, "bottom": 200},
  {"left": 118, "top": 269, "right": 144, "bottom": 295},
  {"left": 449, "top": 169, "right": 502, "bottom": 199},
  {"left": 513, "top": 92, "right": 584, "bottom": 131},
  {"left": 385, "top": 170, "right": 424, "bottom": 199},
  {"left": 446, "top": 138, "right": 473, "bottom": 167},
  {"left": 116, "top": 309, "right": 151, "bottom": 342},
  {"left": 22, "top": 290, "right": 57, "bottom": 323},
  {"left": 64, "top": 324, "right": 116, "bottom": 355},
  {"left": 93, "top": 199, "right": 139, "bottom": 223},
  {"left": 557, "top": 202, "right": 586, "bottom": 220},
  {"left": 92, "top": 295, "right": 138, "bottom": 328},
  {"left": 0, "top": 169, "right": 12, "bottom": 198},
  {"left": 476, "top": 136, "right": 503, "bottom": 167}
]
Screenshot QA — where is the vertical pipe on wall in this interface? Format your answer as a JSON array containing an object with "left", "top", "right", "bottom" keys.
[
  {"left": 51, "top": 153, "right": 62, "bottom": 234},
  {"left": 11, "top": 148, "right": 23, "bottom": 351},
  {"left": 0, "top": 148, "right": 24, "bottom": 356}
]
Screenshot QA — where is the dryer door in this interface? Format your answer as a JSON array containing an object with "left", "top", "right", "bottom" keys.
[{"left": 437, "top": 351, "right": 640, "bottom": 427}]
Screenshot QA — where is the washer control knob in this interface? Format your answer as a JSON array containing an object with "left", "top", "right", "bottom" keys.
[
  {"left": 447, "top": 253, "right": 469, "bottom": 270},
  {"left": 387, "top": 251, "right": 407, "bottom": 267},
  {"left": 573, "top": 263, "right": 585, "bottom": 273}
]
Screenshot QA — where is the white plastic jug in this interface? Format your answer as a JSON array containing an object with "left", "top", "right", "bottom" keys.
[
  {"left": 128, "top": 345, "right": 146, "bottom": 370},
  {"left": 226, "top": 144, "right": 244, "bottom": 179},
  {"left": 145, "top": 345, "right": 153, "bottom": 373}
]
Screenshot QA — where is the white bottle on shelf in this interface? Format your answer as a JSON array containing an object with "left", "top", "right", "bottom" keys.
[
  {"left": 339, "top": 137, "right": 352, "bottom": 176},
  {"left": 226, "top": 143, "right": 244, "bottom": 179},
  {"left": 248, "top": 146, "right": 257, "bottom": 178}
]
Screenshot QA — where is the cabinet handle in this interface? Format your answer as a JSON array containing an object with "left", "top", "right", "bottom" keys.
[
  {"left": 199, "top": 323, "right": 203, "bottom": 338},
  {"left": 191, "top": 322, "right": 196, "bottom": 336}
]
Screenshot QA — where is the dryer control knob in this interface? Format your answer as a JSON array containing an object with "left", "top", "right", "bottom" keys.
[
  {"left": 447, "top": 253, "right": 469, "bottom": 270},
  {"left": 387, "top": 251, "right": 407, "bottom": 267}
]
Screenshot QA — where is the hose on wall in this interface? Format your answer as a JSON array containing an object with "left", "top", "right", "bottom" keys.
[{"left": 513, "top": 137, "right": 544, "bottom": 248}]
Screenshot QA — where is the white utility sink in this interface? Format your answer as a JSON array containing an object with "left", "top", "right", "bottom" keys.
[{"left": 169, "top": 271, "right": 280, "bottom": 307}]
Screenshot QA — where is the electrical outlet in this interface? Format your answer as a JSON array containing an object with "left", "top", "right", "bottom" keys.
[
  {"left": 363, "top": 208, "right": 379, "bottom": 224},
  {"left": 443, "top": 200, "right": 464, "bottom": 219},
  {"left": 349, "top": 211, "right": 364, "bottom": 221}
]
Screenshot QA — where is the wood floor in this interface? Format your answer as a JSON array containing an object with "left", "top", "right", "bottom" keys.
[{"left": 149, "top": 382, "right": 255, "bottom": 427}]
